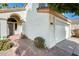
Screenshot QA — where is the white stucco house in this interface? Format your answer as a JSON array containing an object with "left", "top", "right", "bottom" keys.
[
  {"left": 0, "top": 3, "right": 71, "bottom": 48},
  {"left": 70, "top": 19, "right": 79, "bottom": 36}
]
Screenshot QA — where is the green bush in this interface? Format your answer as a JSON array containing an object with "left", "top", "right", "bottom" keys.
[
  {"left": 34, "top": 37, "right": 45, "bottom": 49},
  {"left": 0, "top": 42, "right": 3, "bottom": 50},
  {"left": 0, "top": 39, "right": 13, "bottom": 51},
  {"left": 2, "top": 42, "right": 13, "bottom": 51}
]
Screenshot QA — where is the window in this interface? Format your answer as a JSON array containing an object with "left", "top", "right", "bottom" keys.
[{"left": 39, "top": 3, "right": 48, "bottom": 8}]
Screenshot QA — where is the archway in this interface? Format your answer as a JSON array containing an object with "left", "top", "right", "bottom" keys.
[
  {"left": 7, "top": 14, "right": 22, "bottom": 36},
  {"left": 7, "top": 18, "right": 17, "bottom": 36}
]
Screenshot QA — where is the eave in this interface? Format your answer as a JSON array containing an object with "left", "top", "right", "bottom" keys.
[{"left": 37, "top": 7, "right": 72, "bottom": 24}]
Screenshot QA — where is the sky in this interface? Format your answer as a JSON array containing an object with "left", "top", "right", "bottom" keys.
[
  {"left": 8, "top": 3, "right": 25, "bottom": 8},
  {"left": 3, "top": 3, "right": 79, "bottom": 20},
  {"left": 64, "top": 13, "right": 79, "bottom": 20}
]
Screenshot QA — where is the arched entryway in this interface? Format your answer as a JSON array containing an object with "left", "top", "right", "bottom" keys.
[
  {"left": 7, "top": 18, "right": 17, "bottom": 36},
  {"left": 7, "top": 14, "right": 22, "bottom": 36}
]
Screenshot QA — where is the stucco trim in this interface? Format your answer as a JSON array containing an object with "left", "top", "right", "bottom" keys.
[{"left": 37, "top": 8, "right": 71, "bottom": 23}]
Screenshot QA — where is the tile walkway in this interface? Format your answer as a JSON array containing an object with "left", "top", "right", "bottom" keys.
[{"left": 0, "top": 37, "right": 79, "bottom": 56}]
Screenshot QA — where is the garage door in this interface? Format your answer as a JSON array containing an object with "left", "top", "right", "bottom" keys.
[{"left": 55, "top": 20, "right": 66, "bottom": 43}]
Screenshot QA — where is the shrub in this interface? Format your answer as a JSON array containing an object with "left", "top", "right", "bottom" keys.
[
  {"left": 2, "top": 42, "right": 13, "bottom": 51},
  {"left": 72, "top": 29, "right": 79, "bottom": 38},
  {"left": 34, "top": 37, "right": 45, "bottom": 48},
  {"left": 0, "top": 42, "right": 3, "bottom": 50},
  {"left": 0, "top": 39, "right": 13, "bottom": 51}
]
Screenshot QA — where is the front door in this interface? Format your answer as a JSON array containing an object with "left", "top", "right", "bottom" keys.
[
  {"left": 8, "top": 22, "right": 17, "bottom": 36},
  {"left": 8, "top": 22, "right": 14, "bottom": 35}
]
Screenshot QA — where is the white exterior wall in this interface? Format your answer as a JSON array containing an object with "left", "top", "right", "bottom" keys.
[
  {"left": 23, "top": 3, "right": 71, "bottom": 48},
  {"left": 49, "top": 14, "right": 56, "bottom": 48},
  {"left": 0, "top": 19, "right": 7, "bottom": 38},
  {"left": 23, "top": 3, "right": 52, "bottom": 48}
]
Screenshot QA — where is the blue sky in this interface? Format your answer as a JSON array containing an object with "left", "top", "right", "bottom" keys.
[
  {"left": 64, "top": 13, "right": 79, "bottom": 20},
  {"left": 6, "top": 3, "right": 79, "bottom": 20},
  {"left": 8, "top": 3, "right": 25, "bottom": 8}
]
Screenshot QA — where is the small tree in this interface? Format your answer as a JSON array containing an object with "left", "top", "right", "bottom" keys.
[
  {"left": 48, "top": 3, "right": 79, "bottom": 15},
  {"left": 2, "top": 3, "right": 8, "bottom": 8}
]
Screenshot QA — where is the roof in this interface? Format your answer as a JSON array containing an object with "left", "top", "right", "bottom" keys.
[
  {"left": 0, "top": 8, "right": 26, "bottom": 13},
  {"left": 71, "top": 18, "right": 79, "bottom": 24},
  {"left": 0, "top": 3, "right": 27, "bottom": 13},
  {"left": 37, "top": 7, "right": 71, "bottom": 23}
]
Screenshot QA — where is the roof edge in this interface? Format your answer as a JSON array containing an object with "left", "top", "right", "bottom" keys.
[
  {"left": 37, "top": 7, "right": 72, "bottom": 23},
  {"left": 0, "top": 8, "right": 26, "bottom": 13}
]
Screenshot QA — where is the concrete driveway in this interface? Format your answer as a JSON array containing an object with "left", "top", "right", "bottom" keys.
[
  {"left": 13, "top": 37, "right": 79, "bottom": 56},
  {"left": 56, "top": 37, "right": 79, "bottom": 56}
]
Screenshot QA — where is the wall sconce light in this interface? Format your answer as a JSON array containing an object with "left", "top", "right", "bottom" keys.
[
  {"left": 50, "top": 16, "right": 55, "bottom": 25},
  {"left": 50, "top": 22, "right": 53, "bottom": 25}
]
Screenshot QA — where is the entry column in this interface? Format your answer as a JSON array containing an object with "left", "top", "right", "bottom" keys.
[{"left": 15, "top": 24, "right": 22, "bottom": 34}]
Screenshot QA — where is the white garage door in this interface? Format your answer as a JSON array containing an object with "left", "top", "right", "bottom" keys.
[{"left": 55, "top": 20, "right": 66, "bottom": 43}]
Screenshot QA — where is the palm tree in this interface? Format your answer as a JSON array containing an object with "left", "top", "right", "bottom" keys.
[
  {"left": 0, "top": 3, "right": 8, "bottom": 9},
  {"left": 48, "top": 3, "right": 79, "bottom": 15}
]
